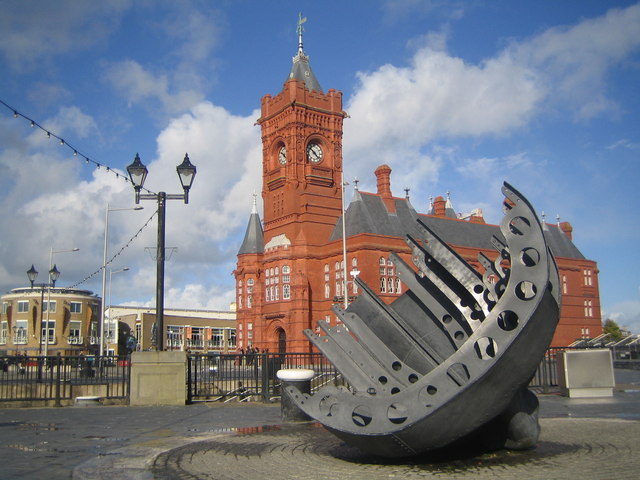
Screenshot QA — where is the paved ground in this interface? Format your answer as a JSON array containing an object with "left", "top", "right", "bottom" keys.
[{"left": 0, "top": 369, "right": 637, "bottom": 480}]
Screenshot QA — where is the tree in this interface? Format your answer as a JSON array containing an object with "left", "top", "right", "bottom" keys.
[{"left": 602, "top": 318, "right": 624, "bottom": 340}]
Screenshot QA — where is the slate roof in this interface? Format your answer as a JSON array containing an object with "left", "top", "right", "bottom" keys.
[
  {"left": 238, "top": 209, "right": 264, "bottom": 255},
  {"left": 288, "top": 51, "right": 323, "bottom": 93},
  {"left": 329, "top": 191, "right": 586, "bottom": 260}
]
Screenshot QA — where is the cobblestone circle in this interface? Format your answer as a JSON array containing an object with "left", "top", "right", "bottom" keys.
[{"left": 152, "top": 418, "right": 640, "bottom": 480}]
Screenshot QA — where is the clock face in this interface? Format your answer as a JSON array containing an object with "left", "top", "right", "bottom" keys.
[
  {"left": 278, "top": 146, "right": 287, "bottom": 165},
  {"left": 306, "top": 142, "right": 323, "bottom": 163}
]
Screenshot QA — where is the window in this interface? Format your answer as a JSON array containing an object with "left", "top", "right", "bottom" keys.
[
  {"left": 227, "top": 329, "right": 236, "bottom": 348},
  {"left": 69, "top": 321, "right": 82, "bottom": 344},
  {"left": 282, "top": 265, "right": 290, "bottom": 274},
  {"left": 238, "top": 296, "right": 242, "bottom": 308},
  {"left": 189, "top": 327, "right": 204, "bottom": 348},
  {"left": 562, "top": 275, "right": 568, "bottom": 295},
  {"left": 583, "top": 270, "right": 593, "bottom": 286},
  {"left": 325, "top": 283, "right": 330, "bottom": 299},
  {"left": 380, "top": 277, "right": 386, "bottom": 293},
  {"left": 275, "top": 266, "right": 279, "bottom": 275},
  {"left": 388, "top": 278, "right": 394, "bottom": 293},
  {"left": 43, "top": 301, "right": 56, "bottom": 313},
  {"left": 396, "top": 278, "right": 401, "bottom": 294},
  {"left": 167, "top": 326, "right": 183, "bottom": 348},
  {"left": 14, "top": 320, "right": 28, "bottom": 344},
  {"left": 352, "top": 257, "right": 358, "bottom": 267},
  {"left": 379, "top": 257, "right": 386, "bottom": 266},
  {"left": 274, "top": 285, "right": 279, "bottom": 301},
  {"left": 247, "top": 295, "right": 252, "bottom": 308},
  {"left": 0, "top": 321, "right": 7, "bottom": 344},
  {"left": 2, "top": 302, "right": 8, "bottom": 314},
  {"left": 70, "top": 302, "right": 82, "bottom": 314},
  {"left": 584, "top": 300, "right": 593, "bottom": 317},
  {"left": 336, "top": 281, "right": 341, "bottom": 296},
  {"left": 247, "top": 278, "right": 254, "bottom": 286},
  {"left": 324, "top": 264, "right": 329, "bottom": 273},
  {"left": 210, "top": 328, "right": 224, "bottom": 348},
  {"left": 41, "top": 320, "right": 56, "bottom": 344},
  {"left": 283, "top": 284, "right": 291, "bottom": 300},
  {"left": 17, "top": 301, "right": 29, "bottom": 313},
  {"left": 581, "top": 327, "right": 590, "bottom": 339}
]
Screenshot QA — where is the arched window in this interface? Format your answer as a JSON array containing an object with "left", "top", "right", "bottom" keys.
[
  {"left": 336, "top": 281, "right": 341, "bottom": 296},
  {"left": 396, "top": 278, "right": 401, "bottom": 294},
  {"left": 388, "top": 277, "right": 394, "bottom": 293},
  {"left": 379, "top": 257, "right": 386, "bottom": 265},
  {"left": 283, "top": 284, "right": 290, "bottom": 300},
  {"left": 275, "top": 266, "right": 279, "bottom": 275},
  {"left": 380, "top": 277, "right": 386, "bottom": 293},
  {"left": 247, "top": 295, "right": 252, "bottom": 308},
  {"left": 324, "top": 264, "right": 329, "bottom": 272},
  {"left": 352, "top": 257, "right": 358, "bottom": 267},
  {"left": 325, "top": 283, "right": 330, "bottom": 299},
  {"left": 282, "top": 265, "right": 290, "bottom": 274}
]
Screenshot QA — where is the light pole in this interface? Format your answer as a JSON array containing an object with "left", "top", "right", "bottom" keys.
[
  {"left": 105, "top": 267, "right": 129, "bottom": 356},
  {"left": 126, "top": 153, "right": 196, "bottom": 351},
  {"left": 43, "top": 247, "right": 79, "bottom": 357},
  {"left": 26, "top": 265, "right": 48, "bottom": 356},
  {"left": 100, "top": 205, "right": 143, "bottom": 358}
]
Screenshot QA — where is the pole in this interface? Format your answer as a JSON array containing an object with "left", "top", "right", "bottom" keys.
[
  {"left": 341, "top": 170, "right": 349, "bottom": 309},
  {"left": 100, "top": 203, "right": 109, "bottom": 358},
  {"left": 156, "top": 192, "right": 166, "bottom": 351},
  {"left": 44, "top": 247, "right": 53, "bottom": 357}
]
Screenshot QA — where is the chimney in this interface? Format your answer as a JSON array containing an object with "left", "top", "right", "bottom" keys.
[
  {"left": 559, "top": 221, "right": 573, "bottom": 240},
  {"left": 375, "top": 164, "right": 392, "bottom": 198},
  {"left": 432, "top": 196, "right": 446, "bottom": 216}
]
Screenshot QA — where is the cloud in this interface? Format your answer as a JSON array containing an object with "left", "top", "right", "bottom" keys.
[
  {"left": 0, "top": 101, "right": 260, "bottom": 310},
  {"left": 104, "top": 60, "right": 204, "bottom": 115},
  {"left": 0, "top": 0, "right": 130, "bottom": 72}
]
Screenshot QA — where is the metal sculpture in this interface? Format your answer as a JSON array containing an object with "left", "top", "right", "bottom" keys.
[{"left": 287, "top": 182, "right": 561, "bottom": 457}]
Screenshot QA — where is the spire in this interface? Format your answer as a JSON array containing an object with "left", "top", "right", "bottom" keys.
[
  {"left": 287, "top": 13, "right": 323, "bottom": 93},
  {"left": 238, "top": 197, "right": 264, "bottom": 255}
]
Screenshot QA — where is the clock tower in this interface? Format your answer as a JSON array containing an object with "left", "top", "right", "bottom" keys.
[{"left": 257, "top": 16, "right": 347, "bottom": 244}]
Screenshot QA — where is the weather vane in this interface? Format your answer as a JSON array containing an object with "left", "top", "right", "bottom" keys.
[{"left": 297, "top": 12, "right": 307, "bottom": 53}]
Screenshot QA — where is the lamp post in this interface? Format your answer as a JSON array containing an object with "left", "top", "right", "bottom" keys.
[
  {"left": 126, "top": 153, "right": 196, "bottom": 351},
  {"left": 100, "top": 205, "right": 143, "bottom": 358},
  {"left": 26, "top": 265, "right": 47, "bottom": 356},
  {"left": 106, "top": 267, "right": 129, "bottom": 355},
  {"left": 39, "top": 247, "right": 79, "bottom": 357}
]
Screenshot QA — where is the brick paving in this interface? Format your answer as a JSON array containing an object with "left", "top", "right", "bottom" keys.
[
  {"left": 0, "top": 369, "right": 638, "bottom": 479},
  {"left": 149, "top": 418, "right": 640, "bottom": 480}
]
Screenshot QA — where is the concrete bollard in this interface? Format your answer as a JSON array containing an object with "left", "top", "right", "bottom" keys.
[{"left": 277, "top": 369, "right": 315, "bottom": 422}]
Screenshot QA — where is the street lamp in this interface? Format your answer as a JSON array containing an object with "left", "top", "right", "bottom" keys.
[
  {"left": 40, "top": 247, "right": 79, "bottom": 357},
  {"left": 126, "top": 153, "right": 196, "bottom": 351},
  {"left": 100, "top": 204, "right": 143, "bottom": 358},
  {"left": 105, "top": 267, "right": 129, "bottom": 356}
]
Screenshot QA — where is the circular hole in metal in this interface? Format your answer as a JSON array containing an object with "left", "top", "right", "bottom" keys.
[
  {"left": 391, "top": 387, "right": 400, "bottom": 395},
  {"left": 408, "top": 373, "right": 419, "bottom": 383},
  {"left": 352, "top": 405, "right": 372, "bottom": 427},
  {"left": 473, "top": 284, "right": 484, "bottom": 294},
  {"left": 378, "top": 375, "right": 388, "bottom": 385},
  {"left": 454, "top": 331, "right": 465, "bottom": 341},
  {"left": 387, "top": 403, "right": 408, "bottom": 425},
  {"left": 470, "top": 310, "right": 482, "bottom": 320},
  {"left": 442, "top": 314, "right": 453, "bottom": 324},
  {"left": 418, "top": 385, "right": 437, "bottom": 406},
  {"left": 392, "top": 361, "right": 402, "bottom": 371},
  {"left": 447, "top": 363, "right": 470, "bottom": 386},
  {"left": 319, "top": 395, "right": 339, "bottom": 417},
  {"left": 508, "top": 216, "right": 531, "bottom": 236},
  {"left": 520, "top": 247, "right": 540, "bottom": 267},
  {"left": 497, "top": 310, "right": 519, "bottom": 331},
  {"left": 474, "top": 337, "right": 498, "bottom": 360},
  {"left": 515, "top": 281, "right": 537, "bottom": 301},
  {"left": 367, "top": 387, "right": 377, "bottom": 396}
]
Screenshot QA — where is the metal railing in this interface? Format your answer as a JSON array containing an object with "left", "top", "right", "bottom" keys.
[
  {"left": 0, "top": 354, "right": 130, "bottom": 405},
  {"left": 187, "top": 352, "right": 343, "bottom": 403}
]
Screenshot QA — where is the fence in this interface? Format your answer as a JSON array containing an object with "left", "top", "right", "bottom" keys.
[
  {"left": 187, "top": 352, "right": 343, "bottom": 403},
  {"left": 0, "top": 354, "right": 130, "bottom": 406}
]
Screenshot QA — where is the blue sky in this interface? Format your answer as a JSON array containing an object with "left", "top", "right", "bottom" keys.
[{"left": 1, "top": 1, "right": 639, "bottom": 332}]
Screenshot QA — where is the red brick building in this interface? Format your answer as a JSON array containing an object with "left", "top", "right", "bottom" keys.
[{"left": 233, "top": 35, "right": 601, "bottom": 351}]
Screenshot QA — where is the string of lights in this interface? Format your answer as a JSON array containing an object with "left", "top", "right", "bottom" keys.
[
  {"left": 68, "top": 209, "right": 159, "bottom": 288},
  {"left": 0, "top": 98, "right": 155, "bottom": 195}
]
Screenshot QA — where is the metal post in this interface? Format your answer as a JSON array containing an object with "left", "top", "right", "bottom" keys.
[
  {"left": 100, "top": 203, "right": 109, "bottom": 358},
  {"left": 156, "top": 192, "right": 166, "bottom": 351},
  {"left": 44, "top": 248, "right": 53, "bottom": 357}
]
